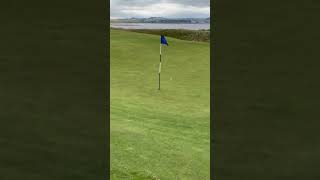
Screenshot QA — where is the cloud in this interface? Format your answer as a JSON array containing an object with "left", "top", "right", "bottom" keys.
[{"left": 110, "top": 0, "right": 210, "bottom": 19}]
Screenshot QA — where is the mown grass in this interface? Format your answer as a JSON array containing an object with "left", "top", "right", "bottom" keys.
[{"left": 111, "top": 29, "right": 210, "bottom": 179}]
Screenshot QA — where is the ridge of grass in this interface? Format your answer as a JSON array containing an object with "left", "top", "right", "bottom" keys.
[{"left": 111, "top": 28, "right": 210, "bottom": 42}]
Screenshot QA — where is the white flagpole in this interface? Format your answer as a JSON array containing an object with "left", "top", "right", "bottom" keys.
[{"left": 158, "top": 44, "right": 162, "bottom": 90}]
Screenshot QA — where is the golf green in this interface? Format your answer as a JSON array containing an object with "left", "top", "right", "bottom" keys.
[{"left": 110, "top": 29, "right": 210, "bottom": 179}]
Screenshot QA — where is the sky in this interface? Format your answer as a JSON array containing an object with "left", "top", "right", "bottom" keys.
[{"left": 110, "top": 0, "right": 210, "bottom": 19}]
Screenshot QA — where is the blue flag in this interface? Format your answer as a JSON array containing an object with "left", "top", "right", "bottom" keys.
[{"left": 160, "top": 35, "right": 169, "bottom": 46}]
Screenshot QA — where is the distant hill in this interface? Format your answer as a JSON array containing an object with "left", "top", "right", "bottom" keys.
[{"left": 111, "top": 17, "right": 210, "bottom": 24}]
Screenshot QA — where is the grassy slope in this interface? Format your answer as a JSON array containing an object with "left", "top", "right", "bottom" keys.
[{"left": 111, "top": 29, "right": 210, "bottom": 179}]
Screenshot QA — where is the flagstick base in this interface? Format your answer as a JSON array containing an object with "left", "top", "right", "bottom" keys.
[{"left": 158, "top": 73, "right": 160, "bottom": 90}]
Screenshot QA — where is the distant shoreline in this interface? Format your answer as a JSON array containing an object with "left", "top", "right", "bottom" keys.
[
  {"left": 111, "top": 22, "right": 209, "bottom": 24},
  {"left": 110, "top": 22, "right": 210, "bottom": 31},
  {"left": 111, "top": 17, "right": 210, "bottom": 24}
]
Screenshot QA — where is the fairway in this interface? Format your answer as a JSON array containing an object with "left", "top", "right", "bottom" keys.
[{"left": 110, "top": 29, "right": 210, "bottom": 179}]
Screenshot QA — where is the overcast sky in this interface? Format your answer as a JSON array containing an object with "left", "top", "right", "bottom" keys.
[{"left": 110, "top": 0, "right": 210, "bottom": 19}]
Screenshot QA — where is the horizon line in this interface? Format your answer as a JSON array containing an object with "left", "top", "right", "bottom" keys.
[{"left": 110, "top": 16, "right": 210, "bottom": 20}]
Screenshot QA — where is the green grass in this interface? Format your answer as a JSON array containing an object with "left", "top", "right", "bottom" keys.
[{"left": 110, "top": 29, "right": 210, "bottom": 179}]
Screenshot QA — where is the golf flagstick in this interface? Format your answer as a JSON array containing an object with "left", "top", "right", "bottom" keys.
[
  {"left": 158, "top": 35, "right": 168, "bottom": 90},
  {"left": 159, "top": 43, "right": 162, "bottom": 90}
]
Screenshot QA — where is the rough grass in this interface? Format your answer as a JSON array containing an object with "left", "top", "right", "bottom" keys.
[
  {"left": 111, "top": 29, "right": 210, "bottom": 179},
  {"left": 111, "top": 28, "right": 210, "bottom": 42}
]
